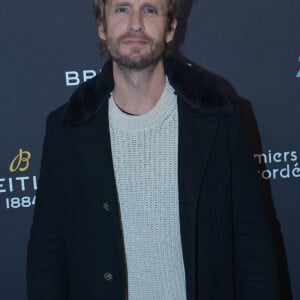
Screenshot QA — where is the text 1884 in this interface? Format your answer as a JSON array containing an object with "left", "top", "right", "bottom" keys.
[{"left": 6, "top": 196, "right": 36, "bottom": 209}]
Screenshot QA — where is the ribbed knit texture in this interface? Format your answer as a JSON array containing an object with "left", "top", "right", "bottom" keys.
[{"left": 109, "top": 78, "right": 187, "bottom": 300}]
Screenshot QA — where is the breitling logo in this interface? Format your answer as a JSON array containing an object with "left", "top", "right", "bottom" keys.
[
  {"left": 0, "top": 148, "right": 37, "bottom": 211},
  {"left": 9, "top": 149, "right": 31, "bottom": 172},
  {"left": 65, "top": 68, "right": 102, "bottom": 86}
]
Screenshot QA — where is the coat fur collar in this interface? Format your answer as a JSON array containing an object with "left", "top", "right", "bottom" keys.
[{"left": 62, "top": 55, "right": 233, "bottom": 126}]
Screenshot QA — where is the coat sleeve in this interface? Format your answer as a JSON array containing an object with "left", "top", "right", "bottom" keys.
[
  {"left": 231, "top": 107, "right": 280, "bottom": 299},
  {"left": 27, "top": 110, "right": 69, "bottom": 299}
]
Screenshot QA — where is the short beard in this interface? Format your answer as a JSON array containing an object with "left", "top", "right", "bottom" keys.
[{"left": 105, "top": 34, "right": 167, "bottom": 73}]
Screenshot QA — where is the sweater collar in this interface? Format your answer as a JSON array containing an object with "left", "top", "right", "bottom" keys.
[{"left": 109, "top": 77, "right": 177, "bottom": 131}]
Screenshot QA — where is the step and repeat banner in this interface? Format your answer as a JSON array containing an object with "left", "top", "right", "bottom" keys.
[{"left": 1, "top": 0, "right": 299, "bottom": 299}]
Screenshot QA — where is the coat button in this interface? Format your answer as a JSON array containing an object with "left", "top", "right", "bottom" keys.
[
  {"left": 103, "top": 202, "right": 111, "bottom": 212},
  {"left": 104, "top": 272, "right": 113, "bottom": 281}
]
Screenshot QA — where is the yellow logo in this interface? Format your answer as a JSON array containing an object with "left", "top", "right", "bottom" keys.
[{"left": 9, "top": 149, "right": 31, "bottom": 172}]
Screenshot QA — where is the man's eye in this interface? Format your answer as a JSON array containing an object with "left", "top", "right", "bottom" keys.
[
  {"left": 115, "top": 6, "right": 129, "bottom": 14},
  {"left": 144, "top": 7, "right": 158, "bottom": 15}
]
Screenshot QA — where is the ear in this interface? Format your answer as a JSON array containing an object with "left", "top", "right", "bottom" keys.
[
  {"left": 97, "top": 20, "right": 107, "bottom": 40},
  {"left": 165, "top": 19, "right": 177, "bottom": 43}
]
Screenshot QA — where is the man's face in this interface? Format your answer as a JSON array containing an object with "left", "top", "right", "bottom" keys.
[{"left": 98, "top": 0, "right": 177, "bottom": 71}]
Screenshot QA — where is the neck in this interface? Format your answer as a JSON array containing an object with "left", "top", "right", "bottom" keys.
[{"left": 112, "top": 60, "right": 166, "bottom": 115}]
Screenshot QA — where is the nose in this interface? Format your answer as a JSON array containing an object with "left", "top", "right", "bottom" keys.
[{"left": 128, "top": 10, "right": 144, "bottom": 32}]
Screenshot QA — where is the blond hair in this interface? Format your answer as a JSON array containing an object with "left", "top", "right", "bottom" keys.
[{"left": 93, "top": 0, "right": 181, "bottom": 30}]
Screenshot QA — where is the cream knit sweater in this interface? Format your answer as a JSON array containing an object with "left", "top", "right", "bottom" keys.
[{"left": 109, "top": 78, "right": 187, "bottom": 300}]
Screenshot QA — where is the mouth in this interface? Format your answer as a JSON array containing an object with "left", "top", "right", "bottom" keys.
[{"left": 122, "top": 38, "right": 148, "bottom": 46}]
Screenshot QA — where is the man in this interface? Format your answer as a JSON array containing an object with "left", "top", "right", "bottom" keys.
[{"left": 27, "top": 0, "right": 280, "bottom": 299}]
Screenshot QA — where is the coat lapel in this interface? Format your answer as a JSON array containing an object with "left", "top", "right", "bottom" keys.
[
  {"left": 69, "top": 101, "right": 127, "bottom": 282},
  {"left": 70, "top": 101, "right": 115, "bottom": 195},
  {"left": 177, "top": 97, "right": 218, "bottom": 300}
]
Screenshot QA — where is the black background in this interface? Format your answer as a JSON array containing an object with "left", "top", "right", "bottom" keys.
[{"left": 0, "top": 0, "right": 299, "bottom": 298}]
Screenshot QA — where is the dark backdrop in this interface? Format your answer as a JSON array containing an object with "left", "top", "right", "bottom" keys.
[{"left": 0, "top": 0, "right": 299, "bottom": 299}]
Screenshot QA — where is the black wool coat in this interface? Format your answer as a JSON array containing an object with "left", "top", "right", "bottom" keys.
[{"left": 27, "top": 56, "right": 280, "bottom": 300}]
